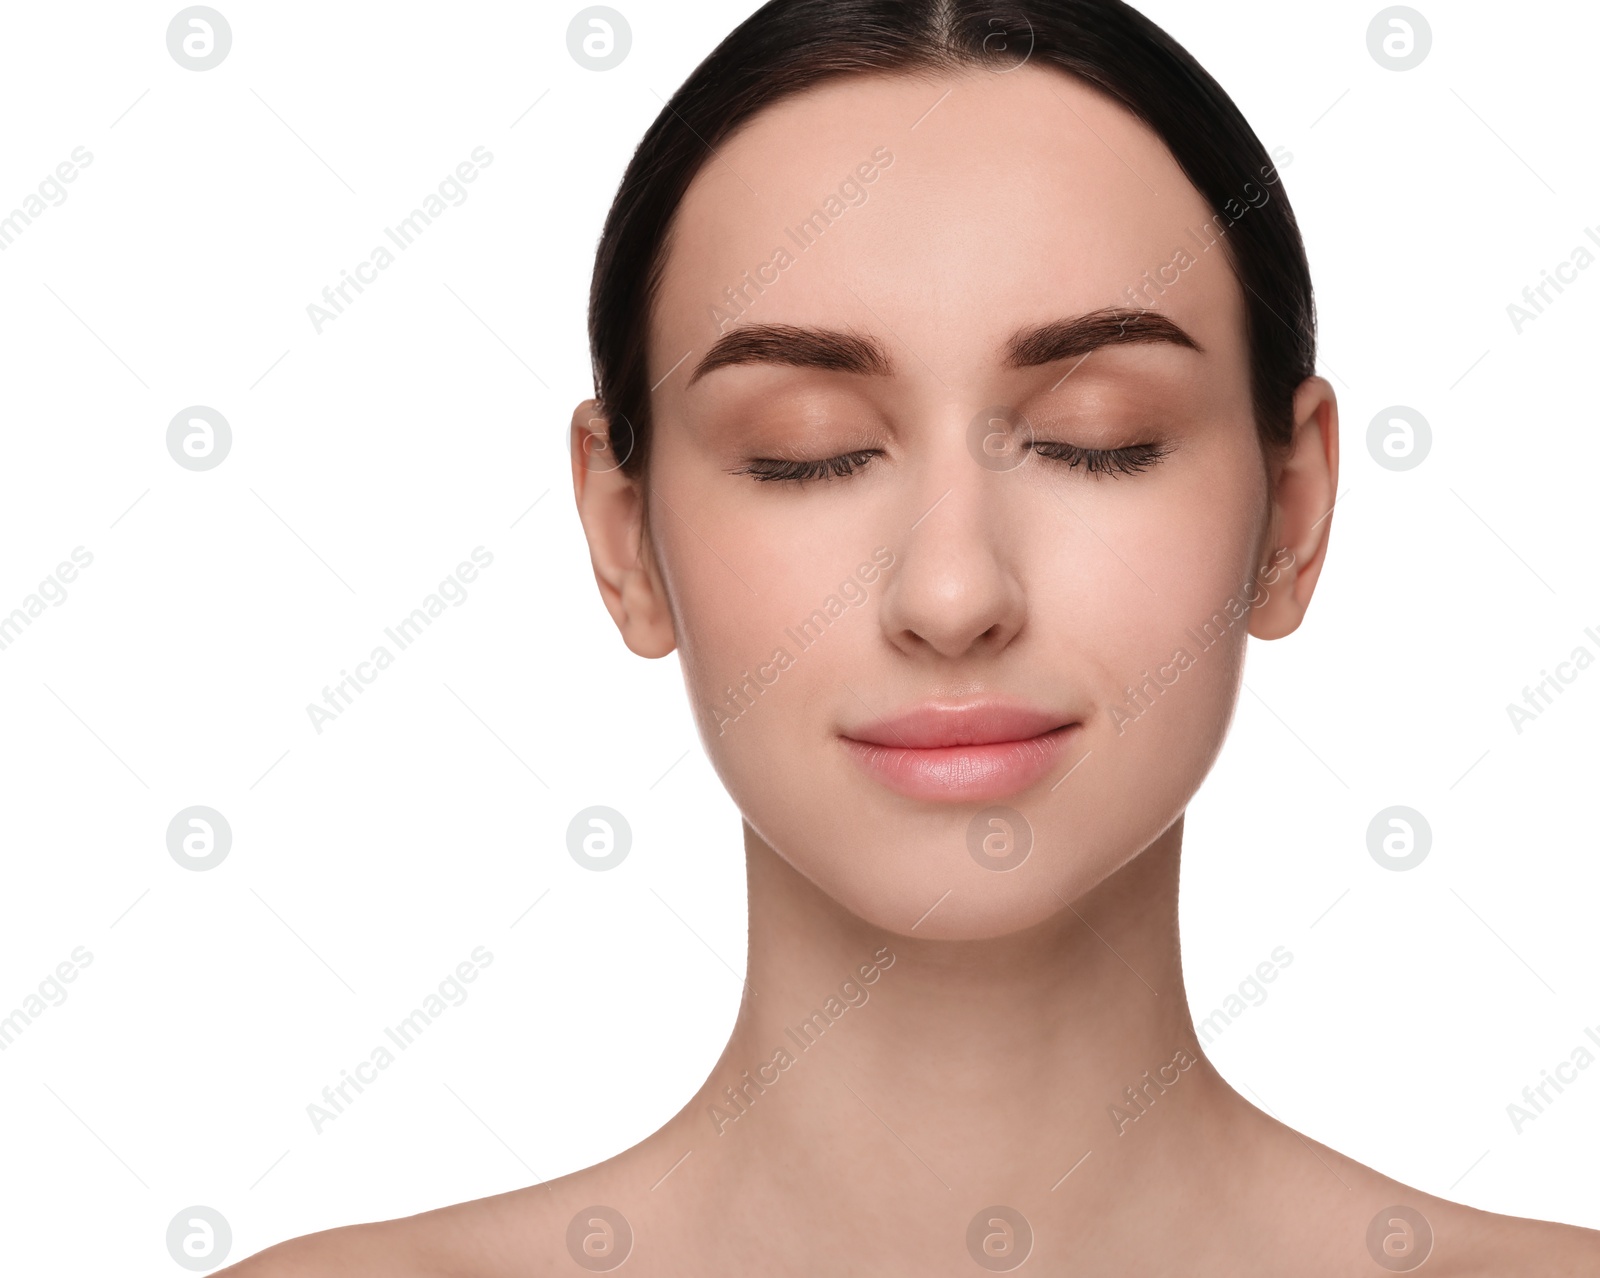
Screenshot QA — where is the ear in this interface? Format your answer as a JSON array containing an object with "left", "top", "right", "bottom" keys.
[
  {"left": 569, "top": 400, "right": 677, "bottom": 658},
  {"left": 1248, "top": 375, "right": 1339, "bottom": 641}
]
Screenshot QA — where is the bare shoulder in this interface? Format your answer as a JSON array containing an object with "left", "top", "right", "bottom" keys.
[
  {"left": 1433, "top": 1196, "right": 1600, "bottom": 1276},
  {"left": 209, "top": 1221, "right": 409, "bottom": 1277},
  {"left": 211, "top": 1213, "right": 458, "bottom": 1278},
  {"left": 1239, "top": 1104, "right": 1600, "bottom": 1275},
  {"left": 213, "top": 1168, "right": 633, "bottom": 1277}
]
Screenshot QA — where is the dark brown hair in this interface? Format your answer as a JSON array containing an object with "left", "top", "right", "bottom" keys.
[{"left": 587, "top": 0, "right": 1316, "bottom": 478}]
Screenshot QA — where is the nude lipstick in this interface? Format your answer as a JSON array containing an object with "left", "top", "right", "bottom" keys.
[{"left": 839, "top": 702, "right": 1081, "bottom": 802}]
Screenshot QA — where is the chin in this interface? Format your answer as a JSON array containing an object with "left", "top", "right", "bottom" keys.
[
  {"left": 744, "top": 786, "right": 1176, "bottom": 943},
  {"left": 711, "top": 677, "right": 1232, "bottom": 942}
]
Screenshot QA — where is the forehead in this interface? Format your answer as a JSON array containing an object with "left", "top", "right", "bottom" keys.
[{"left": 651, "top": 65, "right": 1247, "bottom": 389}]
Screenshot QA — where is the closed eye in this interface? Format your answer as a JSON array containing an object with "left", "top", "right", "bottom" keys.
[
  {"left": 732, "top": 448, "right": 883, "bottom": 484},
  {"left": 1028, "top": 439, "right": 1169, "bottom": 476},
  {"left": 731, "top": 439, "right": 1167, "bottom": 484}
]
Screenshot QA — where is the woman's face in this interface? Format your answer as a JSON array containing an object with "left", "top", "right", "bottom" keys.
[{"left": 581, "top": 66, "right": 1327, "bottom": 940}]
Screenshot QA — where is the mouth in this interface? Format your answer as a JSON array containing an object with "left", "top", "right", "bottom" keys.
[{"left": 838, "top": 702, "right": 1082, "bottom": 802}]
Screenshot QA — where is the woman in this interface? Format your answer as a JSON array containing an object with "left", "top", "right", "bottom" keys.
[{"left": 230, "top": 0, "right": 1600, "bottom": 1271}]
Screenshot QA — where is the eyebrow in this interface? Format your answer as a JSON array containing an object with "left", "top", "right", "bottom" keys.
[
  {"left": 685, "top": 307, "right": 1201, "bottom": 387},
  {"left": 1004, "top": 307, "right": 1203, "bottom": 367},
  {"left": 687, "top": 324, "right": 891, "bottom": 386}
]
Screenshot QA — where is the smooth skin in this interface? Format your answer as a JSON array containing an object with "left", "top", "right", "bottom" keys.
[{"left": 225, "top": 65, "right": 1600, "bottom": 1276}]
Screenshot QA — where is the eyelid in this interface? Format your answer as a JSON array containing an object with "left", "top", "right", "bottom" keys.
[
  {"left": 731, "top": 436, "right": 1169, "bottom": 485},
  {"left": 1026, "top": 439, "right": 1170, "bottom": 476},
  {"left": 732, "top": 447, "right": 883, "bottom": 484}
]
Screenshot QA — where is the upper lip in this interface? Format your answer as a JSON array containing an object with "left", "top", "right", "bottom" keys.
[{"left": 841, "top": 701, "right": 1075, "bottom": 748}]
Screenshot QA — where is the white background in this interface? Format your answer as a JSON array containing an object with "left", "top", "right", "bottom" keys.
[{"left": 0, "top": 0, "right": 1596, "bottom": 1271}]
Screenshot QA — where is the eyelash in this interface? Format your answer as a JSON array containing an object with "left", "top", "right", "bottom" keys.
[
  {"left": 733, "top": 449, "right": 883, "bottom": 484},
  {"left": 1026, "top": 439, "right": 1171, "bottom": 476},
  {"left": 733, "top": 441, "right": 1169, "bottom": 484}
]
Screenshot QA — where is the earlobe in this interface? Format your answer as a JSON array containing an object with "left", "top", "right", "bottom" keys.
[
  {"left": 1248, "top": 376, "right": 1340, "bottom": 641},
  {"left": 569, "top": 400, "right": 678, "bottom": 659}
]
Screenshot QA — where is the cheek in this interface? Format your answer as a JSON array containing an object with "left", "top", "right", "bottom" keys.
[
  {"left": 1056, "top": 441, "right": 1265, "bottom": 838},
  {"left": 1087, "top": 443, "right": 1264, "bottom": 710},
  {"left": 652, "top": 514, "right": 784, "bottom": 747},
  {"left": 647, "top": 469, "right": 881, "bottom": 757}
]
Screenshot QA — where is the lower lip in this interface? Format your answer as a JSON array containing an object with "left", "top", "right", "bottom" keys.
[{"left": 840, "top": 725, "right": 1081, "bottom": 802}]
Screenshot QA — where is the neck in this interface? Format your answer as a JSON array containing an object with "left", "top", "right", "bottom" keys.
[{"left": 666, "top": 817, "right": 1260, "bottom": 1239}]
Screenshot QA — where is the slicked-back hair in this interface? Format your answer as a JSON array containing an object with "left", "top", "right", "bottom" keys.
[{"left": 586, "top": 0, "right": 1317, "bottom": 480}]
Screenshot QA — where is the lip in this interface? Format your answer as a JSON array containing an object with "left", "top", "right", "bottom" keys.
[{"left": 839, "top": 702, "right": 1081, "bottom": 802}]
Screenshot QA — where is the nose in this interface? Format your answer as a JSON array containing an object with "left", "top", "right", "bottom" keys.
[{"left": 876, "top": 446, "right": 1028, "bottom": 661}]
